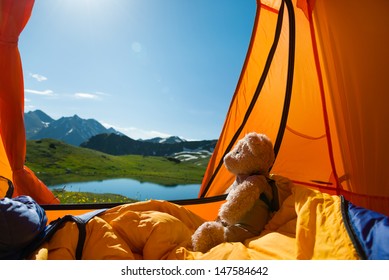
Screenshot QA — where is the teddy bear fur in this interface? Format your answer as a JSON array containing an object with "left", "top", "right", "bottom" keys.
[{"left": 191, "top": 132, "right": 275, "bottom": 253}]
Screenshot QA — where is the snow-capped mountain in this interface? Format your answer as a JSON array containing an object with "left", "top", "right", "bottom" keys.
[
  {"left": 142, "top": 136, "right": 187, "bottom": 144},
  {"left": 24, "top": 110, "right": 120, "bottom": 146},
  {"left": 25, "top": 110, "right": 217, "bottom": 160}
]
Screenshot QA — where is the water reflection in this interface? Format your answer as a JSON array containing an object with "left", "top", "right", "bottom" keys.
[{"left": 49, "top": 178, "right": 200, "bottom": 201}]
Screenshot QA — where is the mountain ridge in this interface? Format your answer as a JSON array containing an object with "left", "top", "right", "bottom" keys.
[
  {"left": 24, "top": 110, "right": 217, "bottom": 157},
  {"left": 80, "top": 133, "right": 216, "bottom": 157},
  {"left": 25, "top": 110, "right": 120, "bottom": 146}
]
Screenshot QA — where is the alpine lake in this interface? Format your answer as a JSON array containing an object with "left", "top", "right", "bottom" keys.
[{"left": 49, "top": 178, "right": 201, "bottom": 202}]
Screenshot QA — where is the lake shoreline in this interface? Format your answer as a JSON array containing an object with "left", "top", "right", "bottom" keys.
[{"left": 49, "top": 178, "right": 201, "bottom": 203}]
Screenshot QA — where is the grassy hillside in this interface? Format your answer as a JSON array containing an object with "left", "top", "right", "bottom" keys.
[
  {"left": 50, "top": 188, "right": 137, "bottom": 204},
  {"left": 26, "top": 139, "right": 208, "bottom": 186}
]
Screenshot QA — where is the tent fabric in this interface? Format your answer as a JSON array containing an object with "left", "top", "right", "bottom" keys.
[
  {"left": 200, "top": 0, "right": 389, "bottom": 216},
  {"left": 0, "top": 175, "right": 13, "bottom": 198},
  {"left": 0, "top": 0, "right": 58, "bottom": 204},
  {"left": 308, "top": 0, "right": 389, "bottom": 214},
  {"left": 28, "top": 184, "right": 364, "bottom": 260}
]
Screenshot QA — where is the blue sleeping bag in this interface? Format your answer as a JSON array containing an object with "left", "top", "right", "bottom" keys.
[
  {"left": 342, "top": 197, "right": 389, "bottom": 260},
  {"left": 0, "top": 195, "right": 47, "bottom": 259}
]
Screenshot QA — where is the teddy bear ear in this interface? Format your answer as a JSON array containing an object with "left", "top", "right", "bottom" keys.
[
  {"left": 245, "top": 132, "right": 274, "bottom": 155},
  {"left": 245, "top": 132, "right": 271, "bottom": 146}
]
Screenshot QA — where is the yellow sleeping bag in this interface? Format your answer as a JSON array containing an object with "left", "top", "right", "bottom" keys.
[{"left": 29, "top": 185, "right": 359, "bottom": 260}]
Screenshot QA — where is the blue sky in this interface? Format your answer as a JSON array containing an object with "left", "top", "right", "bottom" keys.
[{"left": 20, "top": 0, "right": 256, "bottom": 140}]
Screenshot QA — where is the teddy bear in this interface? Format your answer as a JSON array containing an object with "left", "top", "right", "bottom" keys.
[{"left": 191, "top": 132, "right": 275, "bottom": 253}]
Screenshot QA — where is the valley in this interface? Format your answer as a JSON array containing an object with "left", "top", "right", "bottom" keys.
[
  {"left": 24, "top": 109, "right": 215, "bottom": 203},
  {"left": 26, "top": 139, "right": 209, "bottom": 186}
]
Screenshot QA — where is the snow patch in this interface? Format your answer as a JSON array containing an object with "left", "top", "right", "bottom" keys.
[{"left": 65, "top": 128, "right": 74, "bottom": 135}]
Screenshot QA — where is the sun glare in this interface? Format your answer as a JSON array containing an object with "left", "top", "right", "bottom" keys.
[
  {"left": 59, "top": 0, "right": 122, "bottom": 23},
  {"left": 53, "top": 0, "right": 131, "bottom": 41}
]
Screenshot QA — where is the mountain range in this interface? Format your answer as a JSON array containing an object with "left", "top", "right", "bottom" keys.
[
  {"left": 80, "top": 133, "right": 217, "bottom": 157},
  {"left": 24, "top": 110, "right": 217, "bottom": 157},
  {"left": 25, "top": 110, "right": 120, "bottom": 146}
]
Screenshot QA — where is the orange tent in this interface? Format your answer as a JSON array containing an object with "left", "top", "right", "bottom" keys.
[
  {"left": 1, "top": 0, "right": 389, "bottom": 218},
  {"left": 200, "top": 0, "right": 389, "bottom": 216},
  {"left": 0, "top": 0, "right": 58, "bottom": 204}
]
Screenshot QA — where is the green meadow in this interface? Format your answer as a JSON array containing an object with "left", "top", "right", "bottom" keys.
[
  {"left": 26, "top": 139, "right": 208, "bottom": 185},
  {"left": 26, "top": 139, "right": 209, "bottom": 203}
]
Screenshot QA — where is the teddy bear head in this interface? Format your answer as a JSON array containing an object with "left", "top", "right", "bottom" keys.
[{"left": 223, "top": 132, "right": 275, "bottom": 176}]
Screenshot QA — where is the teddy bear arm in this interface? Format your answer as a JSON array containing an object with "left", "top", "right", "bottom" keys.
[{"left": 219, "top": 181, "right": 260, "bottom": 225}]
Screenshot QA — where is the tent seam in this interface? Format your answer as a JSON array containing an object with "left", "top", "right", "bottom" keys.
[{"left": 306, "top": 1, "right": 340, "bottom": 193}]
